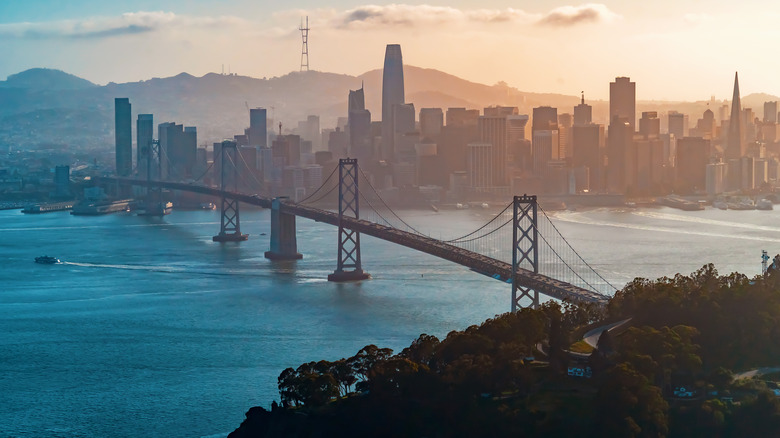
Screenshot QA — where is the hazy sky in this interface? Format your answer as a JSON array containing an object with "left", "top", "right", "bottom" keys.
[{"left": 0, "top": 1, "right": 776, "bottom": 101}]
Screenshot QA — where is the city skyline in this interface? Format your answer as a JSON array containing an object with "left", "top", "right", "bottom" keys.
[{"left": 2, "top": 1, "right": 780, "bottom": 101}]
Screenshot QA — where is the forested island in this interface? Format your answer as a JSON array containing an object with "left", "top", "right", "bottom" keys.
[{"left": 229, "top": 264, "right": 780, "bottom": 437}]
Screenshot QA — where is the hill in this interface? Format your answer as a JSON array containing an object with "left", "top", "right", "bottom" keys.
[{"left": 0, "top": 68, "right": 96, "bottom": 90}]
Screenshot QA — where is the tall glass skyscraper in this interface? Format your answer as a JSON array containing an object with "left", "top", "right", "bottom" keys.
[
  {"left": 115, "top": 98, "right": 132, "bottom": 177},
  {"left": 381, "top": 44, "right": 405, "bottom": 162}
]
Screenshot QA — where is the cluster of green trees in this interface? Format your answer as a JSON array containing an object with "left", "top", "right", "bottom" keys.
[{"left": 232, "top": 264, "right": 780, "bottom": 437}]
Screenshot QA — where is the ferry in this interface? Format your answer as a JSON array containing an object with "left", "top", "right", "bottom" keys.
[
  {"left": 71, "top": 199, "right": 133, "bottom": 215},
  {"left": 138, "top": 201, "right": 173, "bottom": 216},
  {"left": 35, "top": 256, "right": 60, "bottom": 264}
]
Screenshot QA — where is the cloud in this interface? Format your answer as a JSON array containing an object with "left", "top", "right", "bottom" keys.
[
  {"left": 0, "top": 11, "right": 245, "bottom": 40},
  {"left": 290, "top": 3, "right": 619, "bottom": 30},
  {"left": 537, "top": 4, "right": 620, "bottom": 27}
]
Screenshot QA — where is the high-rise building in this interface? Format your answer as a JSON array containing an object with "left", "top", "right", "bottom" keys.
[
  {"left": 392, "top": 103, "right": 416, "bottom": 163},
  {"left": 571, "top": 123, "right": 604, "bottom": 190},
  {"left": 610, "top": 77, "right": 636, "bottom": 131},
  {"left": 668, "top": 112, "right": 688, "bottom": 138},
  {"left": 54, "top": 165, "right": 70, "bottom": 198},
  {"left": 478, "top": 114, "right": 509, "bottom": 186},
  {"left": 484, "top": 106, "right": 518, "bottom": 117},
  {"left": 137, "top": 114, "right": 153, "bottom": 177},
  {"left": 532, "top": 130, "right": 559, "bottom": 174},
  {"left": 467, "top": 143, "right": 493, "bottom": 189},
  {"left": 349, "top": 86, "right": 365, "bottom": 113},
  {"left": 381, "top": 44, "right": 405, "bottom": 162},
  {"left": 446, "top": 108, "right": 479, "bottom": 127},
  {"left": 532, "top": 106, "right": 558, "bottom": 133},
  {"left": 606, "top": 118, "right": 633, "bottom": 193},
  {"left": 348, "top": 84, "right": 372, "bottom": 160},
  {"left": 676, "top": 136, "right": 711, "bottom": 193},
  {"left": 639, "top": 112, "right": 660, "bottom": 138},
  {"left": 573, "top": 92, "right": 592, "bottom": 127},
  {"left": 558, "top": 113, "right": 573, "bottom": 159},
  {"left": 419, "top": 108, "right": 444, "bottom": 140},
  {"left": 249, "top": 108, "right": 267, "bottom": 148},
  {"left": 726, "top": 72, "right": 745, "bottom": 160},
  {"left": 764, "top": 101, "right": 778, "bottom": 123},
  {"left": 115, "top": 98, "right": 132, "bottom": 176}
]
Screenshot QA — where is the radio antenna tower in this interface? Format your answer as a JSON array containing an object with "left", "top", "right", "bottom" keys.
[{"left": 299, "top": 16, "right": 310, "bottom": 72}]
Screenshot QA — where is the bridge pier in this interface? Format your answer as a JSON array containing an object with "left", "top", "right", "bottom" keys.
[
  {"left": 264, "top": 197, "right": 302, "bottom": 260},
  {"left": 213, "top": 140, "right": 248, "bottom": 242},
  {"left": 328, "top": 158, "right": 370, "bottom": 282},
  {"left": 512, "top": 194, "right": 539, "bottom": 311}
]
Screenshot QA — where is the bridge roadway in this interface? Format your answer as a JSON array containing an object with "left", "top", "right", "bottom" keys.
[{"left": 96, "top": 177, "right": 608, "bottom": 304}]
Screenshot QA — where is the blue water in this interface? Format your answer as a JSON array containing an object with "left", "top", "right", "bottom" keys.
[{"left": 1, "top": 205, "right": 776, "bottom": 437}]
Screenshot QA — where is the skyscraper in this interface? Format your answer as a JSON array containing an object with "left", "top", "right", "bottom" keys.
[
  {"left": 479, "top": 114, "right": 510, "bottom": 186},
  {"left": 764, "top": 101, "right": 778, "bottom": 123},
  {"left": 348, "top": 84, "right": 372, "bottom": 161},
  {"left": 610, "top": 77, "right": 636, "bottom": 131},
  {"left": 137, "top": 114, "right": 153, "bottom": 177},
  {"left": 249, "top": 108, "right": 267, "bottom": 148},
  {"left": 668, "top": 112, "right": 688, "bottom": 138},
  {"left": 726, "top": 72, "right": 745, "bottom": 160},
  {"left": 349, "top": 86, "right": 365, "bottom": 113},
  {"left": 573, "top": 92, "right": 592, "bottom": 127},
  {"left": 419, "top": 108, "right": 444, "bottom": 140},
  {"left": 115, "top": 98, "right": 132, "bottom": 177},
  {"left": 381, "top": 44, "right": 405, "bottom": 162}
]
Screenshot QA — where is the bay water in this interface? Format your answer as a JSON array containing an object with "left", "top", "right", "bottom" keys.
[{"left": 0, "top": 205, "right": 774, "bottom": 437}]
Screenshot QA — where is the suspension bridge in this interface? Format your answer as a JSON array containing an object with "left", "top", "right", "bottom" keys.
[{"left": 95, "top": 141, "right": 616, "bottom": 310}]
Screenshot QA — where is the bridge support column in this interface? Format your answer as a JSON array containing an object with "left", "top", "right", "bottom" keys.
[
  {"left": 264, "top": 197, "right": 302, "bottom": 260},
  {"left": 139, "top": 139, "right": 170, "bottom": 216},
  {"left": 213, "top": 140, "right": 248, "bottom": 242},
  {"left": 328, "top": 158, "right": 370, "bottom": 282},
  {"left": 512, "top": 194, "right": 539, "bottom": 311}
]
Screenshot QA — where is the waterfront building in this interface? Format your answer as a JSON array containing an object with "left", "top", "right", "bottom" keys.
[
  {"left": 115, "top": 98, "right": 132, "bottom": 177},
  {"left": 137, "top": 114, "right": 153, "bottom": 177},
  {"left": 676, "top": 136, "right": 711, "bottom": 193}
]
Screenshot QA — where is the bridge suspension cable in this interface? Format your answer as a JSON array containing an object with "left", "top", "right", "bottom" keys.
[
  {"left": 537, "top": 205, "right": 617, "bottom": 293},
  {"left": 297, "top": 166, "right": 339, "bottom": 204}
]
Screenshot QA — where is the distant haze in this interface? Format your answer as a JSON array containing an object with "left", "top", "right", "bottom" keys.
[{"left": 0, "top": 1, "right": 777, "bottom": 100}]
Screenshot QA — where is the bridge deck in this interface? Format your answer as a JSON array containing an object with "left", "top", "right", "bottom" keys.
[{"left": 96, "top": 177, "right": 608, "bottom": 304}]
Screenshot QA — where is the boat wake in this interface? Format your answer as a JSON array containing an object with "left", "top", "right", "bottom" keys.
[{"left": 553, "top": 212, "right": 780, "bottom": 243}]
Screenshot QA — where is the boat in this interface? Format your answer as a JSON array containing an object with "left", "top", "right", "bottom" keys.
[
  {"left": 481, "top": 203, "right": 490, "bottom": 209},
  {"left": 71, "top": 199, "right": 133, "bottom": 215},
  {"left": 658, "top": 195, "right": 704, "bottom": 211},
  {"left": 199, "top": 202, "right": 216, "bottom": 210},
  {"left": 35, "top": 256, "right": 60, "bottom": 264},
  {"left": 713, "top": 200, "right": 728, "bottom": 210},
  {"left": 138, "top": 201, "right": 173, "bottom": 216},
  {"left": 757, "top": 199, "right": 774, "bottom": 210}
]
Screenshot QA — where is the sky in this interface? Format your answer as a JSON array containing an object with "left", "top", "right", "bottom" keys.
[{"left": 0, "top": 0, "right": 777, "bottom": 101}]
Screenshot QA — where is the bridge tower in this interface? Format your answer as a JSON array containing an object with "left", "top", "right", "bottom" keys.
[
  {"left": 512, "top": 194, "right": 539, "bottom": 311},
  {"left": 138, "top": 139, "right": 169, "bottom": 216},
  {"left": 213, "top": 140, "right": 249, "bottom": 242},
  {"left": 328, "top": 158, "right": 370, "bottom": 282},
  {"left": 264, "top": 196, "right": 303, "bottom": 260}
]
